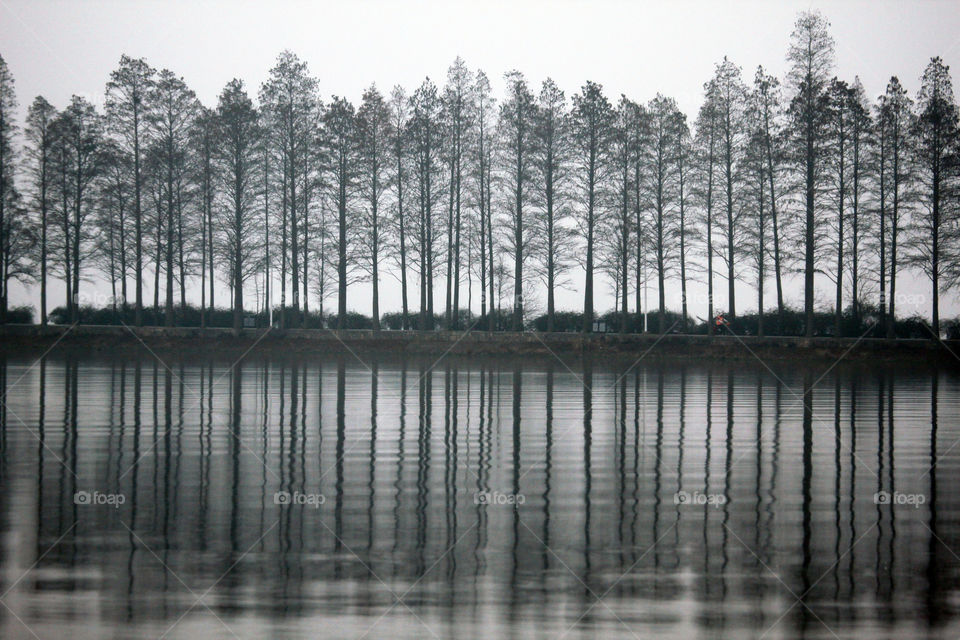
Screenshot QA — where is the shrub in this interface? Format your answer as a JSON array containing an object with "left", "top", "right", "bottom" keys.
[
  {"left": 532, "top": 311, "right": 583, "bottom": 332},
  {"left": 325, "top": 311, "right": 374, "bottom": 330},
  {"left": 34, "top": 300, "right": 950, "bottom": 339},
  {"left": 4, "top": 305, "right": 34, "bottom": 324},
  {"left": 945, "top": 318, "right": 960, "bottom": 341}
]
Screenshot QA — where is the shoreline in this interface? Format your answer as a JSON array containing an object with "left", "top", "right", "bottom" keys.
[{"left": 1, "top": 324, "right": 958, "bottom": 367}]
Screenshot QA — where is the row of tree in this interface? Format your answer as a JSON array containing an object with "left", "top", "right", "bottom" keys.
[{"left": 0, "top": 11, "right": 958, "bottom": 335}]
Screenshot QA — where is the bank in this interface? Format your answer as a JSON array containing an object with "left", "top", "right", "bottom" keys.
[{"left": 1, "top": 323, "right": 959, "bottom": 367}]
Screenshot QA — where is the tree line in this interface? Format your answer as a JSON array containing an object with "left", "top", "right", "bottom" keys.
[{"left": 0, "top": 11, "right": 958, "bottom": 336}]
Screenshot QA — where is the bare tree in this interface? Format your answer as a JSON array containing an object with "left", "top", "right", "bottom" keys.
[
  {"left": 0, "top": 54, "right": 20, "bottom": 323},
  {"left": 442, "top": 58, "right": 472, "bottom": 329},
  {"left": 744, "top": 93, "right": 769, "bottom": 335},
  {"left": 322, "top": 96, "right": 359, "bottom": 329},
  {"left": 191, "top": 106, "right": 217, "bottom": 327},
  {"left": 712, "top": 58, "right": 748, "bottom": 319},
  {"left": 259, "top": 51, "right": 318, "bottom": 328},
  {"left": 694, "top": 79, "right": 721, "bottom": 335},
  {"left": 357, "top": 85, "right": 392, "bottom": 330},
  {"left": 498, "top": 70, "right": 535, "bottom": 331},
  {"left": 52, "top": 96, "right": 104, "bottom": 323},
  {"left": 472, "top": 71, "right": 497, "bottom": 331},
  {"left": 752, "top": 67, "right": 788, "bottom": 328},
  {"left": 95, "top": 140, "right": 130, "bottom": 318},
  {"left": 569, "top": 81, "right": 612, "bottom": 333},
  {"left": 786, "top": 10, "right": 835, "bottom": 337},
  {"left": 826, "top": 78, "right": 853, "bottom": 336},
  {"left": 410, "top": 79, "right": 442, "bottom": 329},
  {"left": 642, "top": 94, "right": 683, "bottom": 333},
  {"left": 214, "top": 79, "right": 262, "bottom": 331},
  {"left": 674, "top": 109, "right": 693, "bottom": 329},
  {"left": 532, "top": 78, "right": 573, "bottom": 332},
  {"left": 910, "top": 57, "right": 959, "bottom": 336},
  {"left": 609, "top": 96, "right": 636, "bottom": 333},
  {"left": 105, "top": 55, "right": 155, "bottom": 325},
  {"left": 877, "top": 77, "right": 914, "bottom": 337},
  {"left": 149, "top": 69, "right": 197, "bottom": 325},
  {"left": 847, "top": 79, "right": 873, "bottom": 325},
  {"left": 24, "top": 96, "right": 57, "bottom": 324},
  {"left": 388, "top": 86, "right": 411, "bottom": 329}
]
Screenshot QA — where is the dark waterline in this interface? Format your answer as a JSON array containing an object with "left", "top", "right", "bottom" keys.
[{"left": 0, "top": 354, "right": 958, "bottom": 639}]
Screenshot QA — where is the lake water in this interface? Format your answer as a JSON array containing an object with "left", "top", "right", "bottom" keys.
[{"left": 0, "top": 351, "right": 959, "bottom": 639}]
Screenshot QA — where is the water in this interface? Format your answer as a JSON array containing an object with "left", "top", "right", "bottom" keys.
[{"left": 0, "top": 352, "right": 958, "bottom": 639}]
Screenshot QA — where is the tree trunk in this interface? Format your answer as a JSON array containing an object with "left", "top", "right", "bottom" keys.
[
  {"left": 165, "top": 151, "right": 175, "bottom": 327},
  {"left": 337, "top": 150, "right": 347, "bottom": 329},
  {"left": 398, "top": 164, "right": 409, "bottom": 329},
  {"left": 804, "top": 103, "right": 815, "bottom": 338},
  {"left": 134, "top": 110, "right": 144, "bottom": 327},
  {"left": 582, "top": 136, "right": 596, "bottom": 334},
  {"left": 764, "top": 115, "right": 784, "bottom": 332}
]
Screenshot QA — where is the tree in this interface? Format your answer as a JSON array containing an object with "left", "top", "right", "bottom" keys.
[
  {"left": 786, "top": 10, "right": 835, "bottom": 337},
  {"left": 388, "top": 86, "right": 411, "bottom": 329},
  {"left": 642, "top": 94, "right": 684, "bottom": 333},
  {"left": 105, "top": 55, "right": 155, "bottom": 326},
  {"left": 877, "top": 77, "right": 914, "bottom": 338},
  {"left": 191, "top": 106, "right": 217, "bottom": 327},
  {"left": 695, "top": 79, "right": 721, "bottom": 335},
  {"left": 144, "top": 140, "right": 164, "bottom": 313},
  {"left": 826, "top": 78, "right": 853, "bottom": 336},
  {"left": 0, "top": 55, "right": 20, "bottom": 323},
  {"left": 472, "top": 71, "right": 497, "bottom": 331},
  {"left": 214, "top": 79, "right": 262, "bottom": 331},
  {"left": 52, "top": 96, "right": 104, "bottom": 323},
  {"left": 713, "top": 57, "right": 748, "bottom": 319},
  {"left": 630, "top": 100, "right": 649, "bottom": 329},
  {"left": 258, "top": 119, "right": 273, "bottom": 317},
  {"left": 410, "top": 79, "right": 442, "bottom": 329},
  {"left": 569, "top": 81, "right": 612, "bottom": 333},
  {"left": 259, "top": 51, "right": 318, "bottom": 328},
  {"left": 498, "top": 70, "right": 535, "bottom": 331},
  {"left": 24, "top": 96, "right": 57, "bottom": 324},
  {"left": 673, "top": 109, "right": 693, "bottom": 329},
  {"left": 752, "top": 66, "right": 788, "bottom": 329},
  {"left": 311, "top": 197, "right": 339, "bottom": 323},
  {"left": 357, "top": 85, "right": 392, "bottom": 330},
  {"left": 441, "top": 58, "right": 472, "bottom": 329},
  {"left": 95, "top": 139, "right": 130, "bottom": 317},
  {"left": 0, "top": 194, "right": 34, "bottom": 315},
  {"left": 911, "top": 57, "right": 959, "bottom": 337},
  {"left": 149, "top": 69, "right": 197, "bottom": 325},
  {"left": 744, "top": 92, "right": 769, "bottom": 335},
  {"left": 322, "top": 96, "right": 358, "bottom": 329},
  {"left": 847, "top": 78, "right": 873, "bottom": 325},
  {"left": 532, "top": 78, "right": 573, "bottom": 332},
  {"left": 609, "top": 96, "right": 637, "bottom": 333}
]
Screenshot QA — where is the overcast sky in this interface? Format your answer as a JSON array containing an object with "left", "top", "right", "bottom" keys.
[{"left": 3, "top": 0, "right": 960, "bottom": 321}]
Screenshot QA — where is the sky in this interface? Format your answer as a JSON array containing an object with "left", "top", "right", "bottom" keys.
[{"left": 3, "top": 0, "right": 960, "bottom": 322}]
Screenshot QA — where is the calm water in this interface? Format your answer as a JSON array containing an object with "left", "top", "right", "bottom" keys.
[{"left": 1, "top": 352, "right": 959, "bottom": 639}]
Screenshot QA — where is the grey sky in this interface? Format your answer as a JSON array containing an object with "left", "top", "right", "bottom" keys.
[{"left": 3, "top": 0, "right": 959, "bottom": 320}]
